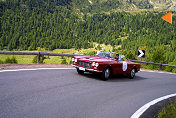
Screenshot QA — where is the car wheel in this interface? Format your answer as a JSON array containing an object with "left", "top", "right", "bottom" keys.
[
  {"left": 77, "top": 68, "right": 84, "bottom": 74},
  {"left": 101, "top": 67, "right": 111, "bottom": 81},
  {"left": 128, "top": 68, "right": 135, "bottom": 79}
]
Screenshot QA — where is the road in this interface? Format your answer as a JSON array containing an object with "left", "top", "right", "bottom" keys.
[{"left": 0, "top": 69, "right": 176, "bottom": 118}]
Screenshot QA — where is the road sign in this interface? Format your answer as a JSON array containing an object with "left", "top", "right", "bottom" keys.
[
  {"left": 138, "top": 50, "right": 145, "bottom": 58},
  {"left": 161, "top": 12, "right": 172, "bottom": 24}
]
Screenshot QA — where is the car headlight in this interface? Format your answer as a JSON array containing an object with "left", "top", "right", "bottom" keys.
[
  {"left": 95, "top": 63, "right": 99, "bottom": 67},
  {"left": 72, "top": 58, "right": 75, "bottom": 62},
  {"left": 75, "top": 58, "right": 77, "bottom": 62},
  {"left": 92, "top": 62, "right": 95, "bottom": 66}
]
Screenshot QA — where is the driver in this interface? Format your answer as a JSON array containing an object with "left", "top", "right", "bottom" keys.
[{"left": 115, "top": 53, "right": 119, "bottom": 61}]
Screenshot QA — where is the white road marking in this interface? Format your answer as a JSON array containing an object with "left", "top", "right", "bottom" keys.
[
  {"left": 131, "top": 93, "right": 176, "bottom": 118},
  {"left": 0, "top": 68, "right": 75, "bottom": 73},
  {"left": 0, "top": 68, "right": 175, "bottom": 75}
]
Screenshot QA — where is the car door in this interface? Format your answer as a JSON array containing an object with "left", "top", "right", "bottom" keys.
[
  {"left": 113, "top": 60, "right": 130, "bottom": 75},
  {"left": 113, "top": 60, "right": 123, "bottom": 75}
]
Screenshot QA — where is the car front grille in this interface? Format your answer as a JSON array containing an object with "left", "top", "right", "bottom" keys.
[{"left": 78, "top": 61, "right": 92, "bottom": 68}]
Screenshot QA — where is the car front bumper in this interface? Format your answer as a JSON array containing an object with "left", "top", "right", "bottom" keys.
[{"left": 72, "top": 65, "right": 103, "bottom": 73}]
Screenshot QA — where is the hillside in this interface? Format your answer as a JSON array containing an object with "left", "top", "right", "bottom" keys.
[
  {"left": 0, "top": 0, "right": 176, "bottom": 71},
  {"left": 72, "top": 0, "right": 176, "bottom": 15}
]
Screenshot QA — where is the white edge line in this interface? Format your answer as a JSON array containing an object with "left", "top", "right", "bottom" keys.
[
  {"left": 0, "top": 68, "right": 75, "bottom": 73},
  {"left": 131, "top": 93, "right": 176, "bottom": 118},
  {"left": 0, "top": 68, "right": 175, "bottom": 75}
]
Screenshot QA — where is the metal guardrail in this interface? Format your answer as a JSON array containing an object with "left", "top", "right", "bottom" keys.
[
  {"left": 0, "top": 51, "right": 83, "bottom": 64},
  {"left": 130, "top": 60, "right": 176, "bottom": 70},
  {"left": 0, "top": 51, "right": 175, "bottom": 70}
]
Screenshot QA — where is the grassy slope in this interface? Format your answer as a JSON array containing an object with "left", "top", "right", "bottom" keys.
[{"left": 156, "top": 99, "right": 176, "bottom": 118}]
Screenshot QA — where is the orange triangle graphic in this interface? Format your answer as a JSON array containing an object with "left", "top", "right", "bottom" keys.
[{"left": 161, "top": 12, "right": 172, "bottom": 24}]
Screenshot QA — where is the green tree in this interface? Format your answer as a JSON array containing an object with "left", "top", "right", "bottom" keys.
[
  {"left": 151, "top": 47, "right": 166, "bottom": 63},
  {"left": 125, "top": 51, "right": 136, "bottom": 60}
]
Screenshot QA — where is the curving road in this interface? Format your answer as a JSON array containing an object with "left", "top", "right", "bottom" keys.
[{"left": 0, "top": 69, "right": 176, "bottom": 118}]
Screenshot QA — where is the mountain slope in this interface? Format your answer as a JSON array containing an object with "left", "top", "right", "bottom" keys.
[
  {"left": 149, "top": 0, "right": 176, "bottom": 10},
  {"left": 72, "top": 0, "right": 176, "bottom": 15}
]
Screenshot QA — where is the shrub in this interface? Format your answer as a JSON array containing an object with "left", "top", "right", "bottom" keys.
[
  {"left": 4, "top": 57, "right": 11, "bottom": 64},
  {"left": 32, "top": 55, "right": 45, "bottom": 63},
  {"left": 0, "top": 60, "right": 4, "bottom": 64},
  {"left": 4, "top": 56, "right": 18, "bottom": 64},
  {"left": 151, "top": 47, "right": 165, "bottom": 63},
  {"left": 165, "top": 66, "right": 173, "bottom": 72},
  {"left": 61, "top": 58, "right": 67, "bottom": 64},
  {"left": 69, "top": 60, "right": 72, "bottom": 64},
  {"left": 61, "top": 56, "right": 64, "bottom": 59},
  {"left": 11, "top": 56, "right": 17, "bottom": 64},
  {"left": 125, "top": 51, "right": 136, "bottom": 60},
  {"left": 172, "top": 68, "right": 176, "bottom": 73}
]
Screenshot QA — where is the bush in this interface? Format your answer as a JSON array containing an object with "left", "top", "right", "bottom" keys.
[
  {"left": 125, "top": 51, "right": 136, "bottom": 60},
  {"left": 4, "top": 56, "right": 18, "bottom": 64},
  {"left": 151, "top": 47, "right": 165, "bottom": 63},
  {"left": 165, "top": 66, "right": 173, "bottom": 72},
  {"left": 69, "top": 60, "right": 72, "bottom": 64},
  {"left": 11, "top": 56, "right": 17, "bottom": 64},
  {"left": 4, "top": 57, "right": 11, "bottom": 64},
  {"left": 172, "top": 68, "right": 176, "bottom": 73},
  {"left": 61, "top": 58, "right": 67, "bottom": 64},
  {"left": 0, "top": 60, "right": 4, "bottom": 64},
  {"left": 32, "top": 55, "right": 45, "bottom": 63}
]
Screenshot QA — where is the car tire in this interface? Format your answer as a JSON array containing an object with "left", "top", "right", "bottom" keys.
[
  {"left": 128, "top": 68, "right": 136, "bottom": 79},
  {"left": 77, "top": 68, "right": 84, "bottom": 74},
  {"left": 101, "top": 67, "right": 111, "bottom": 81}
]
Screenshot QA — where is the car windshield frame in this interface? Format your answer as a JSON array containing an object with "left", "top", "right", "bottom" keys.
[{"left": 96, "top": 51, "right": 125, "bottom": 61}]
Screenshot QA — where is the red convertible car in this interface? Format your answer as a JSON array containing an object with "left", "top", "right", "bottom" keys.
[{"left": 72, "top": 51, "right": 140, "bottom": 80}]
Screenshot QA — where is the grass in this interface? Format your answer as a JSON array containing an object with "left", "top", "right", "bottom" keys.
[
  {"left": 0, "top": 43, "right": 118, "bottom": 64},
  {"left": 0, "top": 55, "right": 35, "bottom": 64},
  {"left": 156, "top": 99, "right": 176, "bottom": 118}
]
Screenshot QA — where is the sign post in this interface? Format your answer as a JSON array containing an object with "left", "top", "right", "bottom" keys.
[{"left": 140, "top": 57, "right": 142, "bottom": 65}]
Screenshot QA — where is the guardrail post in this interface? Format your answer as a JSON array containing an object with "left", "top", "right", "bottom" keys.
[
  {"left": 160, "top": 64, "right": 162, "bottom": 71},
  {"left": 37, "top": 52, "right": 40, "bottom": 64},
  {"left": 140, "top": 57, "right": 142, "bottom": 65}
]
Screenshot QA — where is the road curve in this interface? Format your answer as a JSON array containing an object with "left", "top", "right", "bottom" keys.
[{"left": 0, "top": 69, "right": 176, "bottom": 118}]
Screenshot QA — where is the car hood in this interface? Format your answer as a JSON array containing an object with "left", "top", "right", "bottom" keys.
[{"left": 77, "top": 56, "right": 116, "bottom": 63}]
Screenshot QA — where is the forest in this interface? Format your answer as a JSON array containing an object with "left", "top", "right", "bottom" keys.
[{"left": 0, "top": 0, "right": 176, "bottom": 71}]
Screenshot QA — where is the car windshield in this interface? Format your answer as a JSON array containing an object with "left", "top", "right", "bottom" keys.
[
  {"left": 96, "top": 51, "right": 125, "bottom": 61},
  {"left": 96, "top": 51, "right": 115, "bottom": 58}
]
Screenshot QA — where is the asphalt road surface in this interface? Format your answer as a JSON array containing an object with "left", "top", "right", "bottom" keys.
[{"left": 0, "top": 69, "right": 176, "bottom": 118}]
